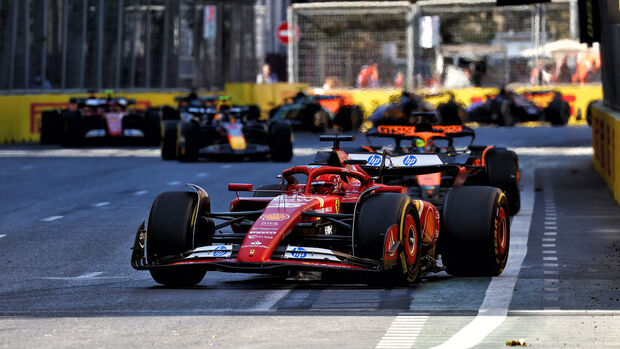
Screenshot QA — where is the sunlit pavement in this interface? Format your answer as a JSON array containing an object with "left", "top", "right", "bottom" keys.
[{"left": 0, "top": 126, "right": 618, "bottom": 348}]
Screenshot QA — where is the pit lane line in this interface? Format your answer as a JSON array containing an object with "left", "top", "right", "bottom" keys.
[{"left": 428, "top": 166, "right": 534, "bottom": 349}]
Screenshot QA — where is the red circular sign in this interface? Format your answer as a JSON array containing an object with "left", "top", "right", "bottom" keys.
[{"left": 276, "top": 22, "right": 300, "bottom": 45}]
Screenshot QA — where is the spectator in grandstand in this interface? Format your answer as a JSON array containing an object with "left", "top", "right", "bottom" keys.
[
  {"left": 257, "top": 63, "right": 278, "bottom": 84},
  {"left": 357, "top": 63, "right": 379, "bottom": 88},
  {"left": 322, "top": 76, "right": 341, "bottom": 90},
  {"left": 443, "top": 60, "right": 471, "bottom": 89},
  {"left": 555, "top": 57, "right": 572, "bottom": 83},
  {"left": 530, "top": 58, "right": 551, "bottom": 86},
  {"left": 394, "top": 71, "right": 405, "bottom": 88}
]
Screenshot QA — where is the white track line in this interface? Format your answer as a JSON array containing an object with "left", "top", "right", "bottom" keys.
[
  {"left": 376, "top": 313, "right": 429, "bottom": 349},
  {"left": 93, "top": 202, "right": 110, "bottom": 207},
  {"left": 430, "top": 167, "right": 534, "bottom": 349},
  {"left": 41, "top": 215, "right": 63, "bottom": 222},
  {"left": 250, "top": 289, "right": 291, "bottom": 311},
  {"left": 0, "top": 234, "right": 6, "bottom": 238},
  {"left": 134, "top": 190, "right": 149, "bottom": 195}
]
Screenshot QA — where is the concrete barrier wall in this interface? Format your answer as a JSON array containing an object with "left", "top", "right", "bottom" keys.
[
  {"left": 591, "top": 102, "right": 620, "bottom": 205},
  {"left": 0, "top": 83, "right": 601, "bottom": 143},
  {"left": 0, "top": 84, "right": 308, "bottom": 144}
]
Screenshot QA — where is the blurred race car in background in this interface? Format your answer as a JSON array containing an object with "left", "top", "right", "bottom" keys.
[
  {"left": 131, "top": 135, "right": 511, "bottom": 286},
  {"left": 269, "top": 92, "right": 364, "bottom": 132},
  {"left": 156, "top": 95, "right": 293, "bottom": 162},
  {"left": 40, "top": 92, "right": 160, "bottom": 146},
  {"left": 466, "top": 88, "right": 571, "bottom": 126},
  {"left": 369, "top": 91, "right": 467, "bottom": 128},
  {"left": 355, "top": 122, "right": 520, "bottom": 215}
]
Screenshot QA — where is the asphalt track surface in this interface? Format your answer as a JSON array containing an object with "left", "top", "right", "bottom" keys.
[{"left": 0, "top": 126, "right": 618, "bottom": 348}]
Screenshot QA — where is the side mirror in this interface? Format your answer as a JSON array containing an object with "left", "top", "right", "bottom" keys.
[{"left": 228, "top": 183, "right": 253, "bottom": 192}]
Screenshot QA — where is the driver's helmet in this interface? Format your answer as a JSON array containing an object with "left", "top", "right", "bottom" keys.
[{"left": 311, "top": 174, "right": 342, "bottom": 194}]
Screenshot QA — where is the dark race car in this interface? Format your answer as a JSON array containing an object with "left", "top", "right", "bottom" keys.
[
  {"left": 40, "top": 94, "right": 160, "bottom": 146},
  {"left": 269, "top": 92, "right": 364, "bottom": 132},
  {"left": 466, "top": 88, "right": 570, "bottom": 126},
  {"left": 158, "top": 95, "right": 293, "bottom": 162},
  {"left": 354, "top": 123, "right": 520, "bottom": 215},
  {"left": 131, "top": 135, "right": 510, "bottom": 286}
]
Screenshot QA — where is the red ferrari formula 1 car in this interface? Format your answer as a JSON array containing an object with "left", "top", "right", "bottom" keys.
[
  {"left": 131, "top": 136, "right": 510, "bottom": 286},
  {"left": 359, "top": 123, "right": 520, "bottom": 215}
]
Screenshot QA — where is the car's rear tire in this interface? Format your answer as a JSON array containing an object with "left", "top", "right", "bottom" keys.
[
  {"left": 41, "top": 110, "right": 61, "bottom": 144},
  {"left": 485, "top": 148, "right": 520, "bottom": 215},
  {"left": 440, "top": 186, "right": 510, "bottom": 276},
  {"left": 161, "top": 120, "right": 178, "bottom": 160},
  {"left": 60, "top": 110, "right": 83, "bottom": 147},
  {"left": 269, "top": 122, "right": 293, "bottom": 162},
  {"left": 356, "top": 193, "right": 422, "bottom": 285},
  {"left": 144, "top": 108, "right": 162, "bottom": 146},
  {"left": 147, "top": 191, "right": 207, "bottom": 286},
  {"left": 177, "top": 120, "right": 200, "bottom": 162}
]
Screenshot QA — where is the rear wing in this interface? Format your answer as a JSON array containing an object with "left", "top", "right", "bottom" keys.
[
  {"left": 69, "top": 97, "right": 136, "bottom": 106},
  {"left": 348, "top": 152, "right": 468, "bottom": 176},
  {"left": 370, "top": 125, "right": 475, "bottom": 139}
]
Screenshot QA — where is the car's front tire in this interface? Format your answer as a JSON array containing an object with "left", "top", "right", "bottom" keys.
[
  {"left": 356, "top": 193, "right": 422, "bottom": 285},
  {"left": 147, "top": 191, "right": 207, "bottom": 286}
]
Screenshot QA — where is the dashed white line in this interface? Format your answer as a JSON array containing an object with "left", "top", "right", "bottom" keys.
[
  {"left": 196, "top": 172, "right": 208, "bottom": 178},
  {"left": 20, "top": 165, "right": 34, "bottom": 170},
  {"left": 41, "top": 216, "right": 63, "bottom": 222},
  {"left": 544, "top": 296, "right": 559, "bottom": 301},
  {"left": 167, "top": 181, "right": 181, "bottom": 186},
  {"left": 543, "top": 250, "right": 556, "bottom": 254},
  {"left": 542, "top": 243, "right": 556, "bottom": 248},
  {"left": 544, "top": 263, "right": 559, "bottom": 268},
  {"left": 221, "top": 164, "right": 232, "bottom": 169},
  {"left": 0, "top": 234, "right": 6, "bottom": 238},
  {"left": 376, "top": 313, "right": 429, "bottom": 349},
  {"left": 544, "top": 279, "right": 559, "bottom": 283},
  {"left": 543, "top": 256, "right": 558, "bottom": 261},
  {"left": 544, "top": 270, "right": 559, "bottom": 274},
  {"left": 544, "top": 232, "right": 557, "bottom": 236},
  {"left": 543, "top": 238, "right": 556, "bottom": 242},
  {"left": 134, "top": 190, "right": 149, "bottom": 195},
  {"left": 544, "top": 288, "right": 559, "bottom": 292},
  {"left": 93, "top": 202, "right": 110, "bottom": 207}
]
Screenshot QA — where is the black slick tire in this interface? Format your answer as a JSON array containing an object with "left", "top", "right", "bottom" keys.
[
  {"left": 356, "top": 193, "right": 422, "bottom": 285},
  {"left": 485, "top": 148, "right": 520, "bottom": 215},
  {"left": 161, "top": 120, "right": 178, "bottom": 160},
  {"left": 144, "top": 108, "right": 162, "bottom": 146},
  {"left": 440, "top": 186, "right": 510, "bottom": 276},
  {"left": 269, "top": 122, "right": 293, "bottom": 162},
  {"left": 147, "top": 191, "right": 206, "bottom": 286},
  {"left": 40, "top": 110, "right": 61, "bottom": 144},
  {"left": 177, "top": 120, "right": 200, "bottom": 162},
  {"left": 60, "top": 110, "right": 83, "bottom": 147}
]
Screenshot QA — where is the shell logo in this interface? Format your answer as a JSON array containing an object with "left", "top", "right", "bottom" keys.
[{"left": 261, "top": 213, "right": 290, "bottom": 221}]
